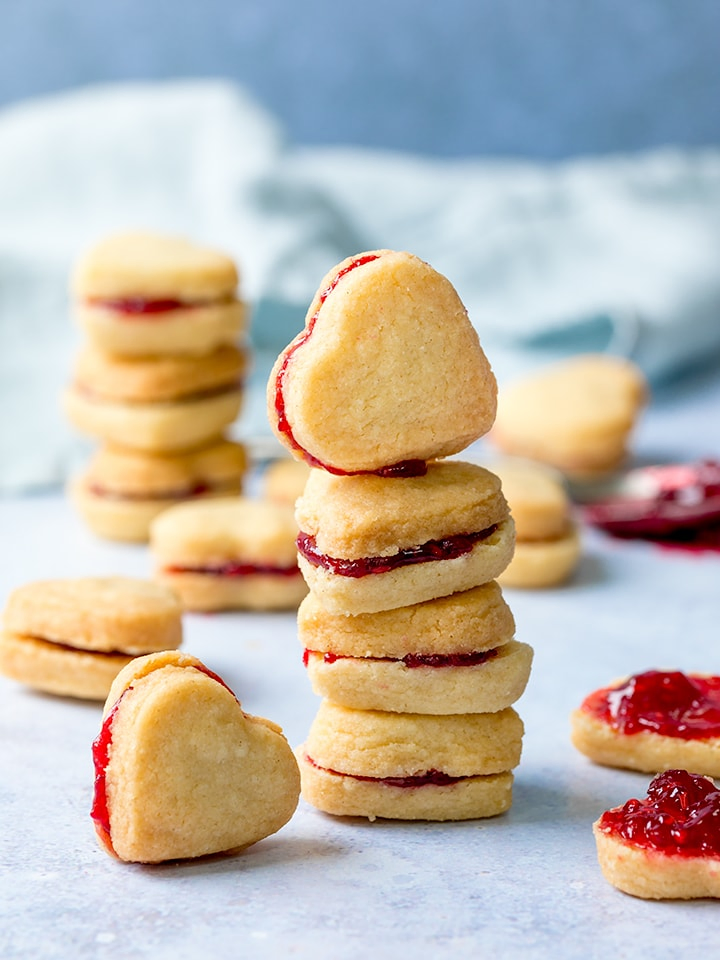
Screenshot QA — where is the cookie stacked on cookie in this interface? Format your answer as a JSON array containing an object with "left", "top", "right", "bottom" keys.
[
  {"left": 64, "top": 232, "right": 250, "bottom": 541},
  {"left": 267, "top": 250, "right": 533, "bottom": 821}
]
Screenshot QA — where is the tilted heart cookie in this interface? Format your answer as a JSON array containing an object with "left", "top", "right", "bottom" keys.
[
  {"left": 91, "top": 651, "right": 300, "bottom": 863},
  {"left": 267, "top": 250, "right": 497, "bottom": 475}
]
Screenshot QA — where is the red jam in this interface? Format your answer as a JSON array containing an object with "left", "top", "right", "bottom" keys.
[
  {"left": 581, "top": 670, "right": 720, "bottom": 739},
  {"left": 89, "top": 296, "right": 204, "bottom": 315},
  {"left": 305, "top": 755, "right": 472, "bottom": 788},
  {"left": 297, "top": 525, "right": 498, "bottom": 578},
  {"left": 88, "top": 482, "right": 211, "bottom": 501},
  {"left": 302, "top": 648, "right": 496, "bottom": 669},
  {"left": 166, "top": 561, "right": 301, "bottom": 578},
  {"left": 598, "top": 769, "right": 720, "bottom": 856},
  {"left": 272, "top": 253, "right": 427, "bottom": 479},
  {"left": 90, "top": 662, "right": 236, "bottom": 854}
]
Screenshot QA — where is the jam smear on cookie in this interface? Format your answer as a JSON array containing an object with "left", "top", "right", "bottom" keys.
[
  {"left": 273, "top": 252, "right": 426, "bottom": 479},
  {"left": 88, "top": 296, "right": 213, "bottom": 316},
  {"left": 581, "top": 670, "right": 720, "bottom": 740},
  {"left": 598, "top": 769, "right": 720, "bottom": 857},
  {"left": 304, "top": 755, "right": 472, "bottom": 788},
  {"left": 165, "top": 561, "right": 301, "bottom": 578},
  {"left": 303, "top": 648, "right": 497, "bottom": 669}
]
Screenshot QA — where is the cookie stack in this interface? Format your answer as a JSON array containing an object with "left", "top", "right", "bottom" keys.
[
  {"left": 267, "top": 250, "right": 533, "bottom": 821},
  {"left": 64, "top": 232, "right": 249, "bottom": 542}
]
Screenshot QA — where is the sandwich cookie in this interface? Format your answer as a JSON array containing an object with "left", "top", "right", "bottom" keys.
[
  {"left": 64, "top": 344, "right": 246, "bottom": 452},
  {"left": 70, "top": 439, "right": 248, "bottom": 542},
  {"left": 151, "top": 497, "right": 308, "bottom": 611},
  {"left": 299, "top": 582, "right": 532, "bottom": 714},
  {"left": 92, "top": 651, "right": 300, "bottom": 862},
  {"left": 295, "top": 460, "right": 514, "bottom": 615},
  {"left": 298, "top": 699, "right": 523, "bottom": 821},
  {"left": 262, "top": 457, "right": 311, "bottom": 508},
  {"left": 267, "top": 250, "right": 496, "bottom": 475},
  {"left": 73, "top": 232, "right": 247, "bottom": 357},
  {"left": 0, "top": 577, "right": 182, "bottom": 700}
]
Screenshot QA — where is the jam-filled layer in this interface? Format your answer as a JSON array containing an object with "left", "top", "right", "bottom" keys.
[
  {"left": 581, "top": 670, "right": 720, "bottom": 740},
  {"left": 165, "top": 560, "right": 301, "bottom": 578},
  {"left": 297, "top": 525, "right": 499, "bottom": 578},
  {"left": 303, "top": 648, "right": 497, "bottom": 669},
  {"left": 87, "top": 480, "right": 240, "bottom": 502},
  {"left": 90, "top": 661, "right": 236, "bottom": 854},
  {"left": 598, "top": 769, "right": 720, "bottom": 857},
  {"left": 22, "top": 634, "right": 133, "bottom": 658},
  {"left": 75, "top": 379, "right": 243, "bottom": 406},
  {"left": 304, "top": 755, "right": 473, "bottom": 788},
  {"left": 272, "top": 253, "right": 426, "bottom": 479},
  {"left": 88, "top": 296, "right": 220, "bottom": 316}
]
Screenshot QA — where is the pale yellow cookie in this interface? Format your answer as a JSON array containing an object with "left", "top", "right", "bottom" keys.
[
  {"left": 262, "top": 458, "right": 311, "bottom": 507},
  {"left": 93, "top": 651, "right": 300, "bottom": 862},
  {"left": 491, "top": 354, "right": 647, "bottom": 479},
  {"left": 297, "top": 699, "right": 523, "bottom": 821},
  {"left": 295, "top": 461, "right": 514, "bottom": 614},
  {"left": 150, "top": 497, "right": 308, "bottom": 611},
  {"left": 0, "top": 577, "right": 182, "bottom": 700},
  {"left": 70, "top": 439, "right": 247, "bottom": 542},
  {"left": 267, "top": 250, "right": 497, "bottom": 473}
]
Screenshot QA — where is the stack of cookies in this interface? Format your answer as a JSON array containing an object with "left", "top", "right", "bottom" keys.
[
  {"left": 267, "top": 250, "right": 533, "bottom": 822},
  {"left": 64, "top": 232, "right": 250, "bottom": 542}
]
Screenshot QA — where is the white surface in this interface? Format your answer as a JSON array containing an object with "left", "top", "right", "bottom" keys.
[{"left": 1, "top": 368, "right": 720, "bottom": 959}]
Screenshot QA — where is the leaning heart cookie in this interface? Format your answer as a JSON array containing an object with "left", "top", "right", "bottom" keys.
[
  {"left": 91, "top": 651, "right": 300, "bottom": 863},
  {"left": 267, "top": 250, "right": 497, "bottom": 475}
]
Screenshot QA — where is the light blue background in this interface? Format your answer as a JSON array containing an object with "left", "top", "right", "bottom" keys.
[{"left": 2, "top": 0, "right": 719, "bottom": 157}]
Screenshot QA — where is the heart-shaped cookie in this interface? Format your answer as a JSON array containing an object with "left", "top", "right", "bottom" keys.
[
  {"left": 91, "top": 651, "right": 300, "bottom": 863},
  {"left": 267, "top": 250, "right": 497, "bottom": 475}
]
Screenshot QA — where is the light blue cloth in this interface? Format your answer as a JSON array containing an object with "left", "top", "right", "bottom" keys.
[{"left": 1, "top": 79, "right": 719, "bottom": 492}]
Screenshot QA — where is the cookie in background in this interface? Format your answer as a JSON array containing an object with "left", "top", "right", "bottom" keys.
[{"left": 262, "top": 457, "right": 311, "bottom": 508}]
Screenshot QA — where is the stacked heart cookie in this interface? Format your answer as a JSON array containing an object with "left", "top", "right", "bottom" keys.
[
  {"left": 267, "top": 250, "right": 533, "bottom": 821},
  {"left": 64, "top": 232, "right": 250, "bottom": 541}
]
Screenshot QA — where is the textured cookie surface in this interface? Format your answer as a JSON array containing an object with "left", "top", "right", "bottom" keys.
[
  {"left": 93, "top": 651, "right": 300, "bottom": 862},
  {"left": 268, "top": 250, "right": 496, "bottom": 472}
]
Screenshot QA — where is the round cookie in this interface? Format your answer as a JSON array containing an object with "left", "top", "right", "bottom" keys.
[
  {"left": 594, "top": 769, "right": 720, "bottom": 900},
  {"left": 150, "top": 497, "right": 308, "bottom": 611},
  {"left": 70, "top": 439, "right": 247, "bottom": 542},
  {"left": 262, "top": 458, "right": 311, "bottom": 507},
  {"left": 299, "top": 583, "right": 533, "bottom": 714},
  {"left": 295, "top": 460, "right": 514, "bottom": 614},
  {"left": 73, "top": 232, "right": 247, "bottom": 356},
  {"left": 488, "top": 458, "right": 581, "bottom": 588},
  {"left": 64, "top": 345, "right": 246, "bottom": 452},
  {"left": 267, "top": 250, "right": 497, "bottom": 474},
  {"left": 0, "top": 577, "right": 183, "bottom": 700},
  {"left": 297, "top": 699, "right": 523, "bottom": 821},
  {"left": 92, "top": 651, "right": 300, "bottom": 862},
  {"left": 490, "top": 354, "right": 647, "bottom": 480},
  {"left": 571, "top": 669, "right": 720, "bottom": 777}
]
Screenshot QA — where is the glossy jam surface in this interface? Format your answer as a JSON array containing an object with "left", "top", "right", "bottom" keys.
[
  {"left": 305, "top": 755, "right": 471, "bottom": 788},
  {"left": 582, "top": 670, "right": 720, "bottom": 740},
  {"left": 166, "top": 560, "right": 300, "bottom": 578},
  {"left": 303, "top": 648, "right": 496, "bottom": 669},
  {"left": 598, "top": 769, "right": 720, "bottom": 856},
  {"left": 297, "top": 525, "right": 497, "bottom": 578},
  {"left": 584, "top": 460, "right": 720, "bottom": 553},
  {"left": 90, "top": 662, "right": 236, "bottom": 853},
  {"left": 90, "top": 296, "right": 200, "bottom": 315}
]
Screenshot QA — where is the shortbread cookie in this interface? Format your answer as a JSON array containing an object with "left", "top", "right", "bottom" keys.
[
  {"left": 73, "top": 232, "right": 247, "bottom": 356},
  {"left": 299, "top": 583, "right": 532, "bottom": 714},
  {"left": 571, "top": 670, "right": 720, "bottom": 777},
  {"left": 297, "top": 699, "right": 523, "bottom": 821},
  {"left": 267, "top": 250, "right": 497, "bottom": 474},
  {"left": 151, "top": 497, "right": 308, "bottom": 611},
  {"left": 92, "top": 651, "right": 300, "bottom": 862},
  {"left": 491, "top": 354, "right": 647, "bottom": 480},
  {"left": 64, "top": 345, "right": 246, "bottom": 452},
  {"left": 0, "top": 577, "right": 182, "bottom": 700},
  {"left": 70, "top": 439, "right": 247, "bottom": 542},
  {"left": 263, "top": 458, "right": 311, "bottom": 507},
  {"left": 489, "top": 458, "right": 581, "bottom": 588},
  {"left": 295, "top": 460, "right": 514, "bottom": 614},
  {"left": 594, "top": 769, "right": 720, "bottom": 899}
]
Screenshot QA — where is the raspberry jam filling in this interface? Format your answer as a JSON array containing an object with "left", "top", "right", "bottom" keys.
[
  {"left": 305, "top": 755, "right": 472, "bottom": 788},
  {"left": 581, "top": 670, "right": 720, "bottom": 739},
  {"left": 87, "top": 481, "right": 233, "bottom": 502},
  {"left": 88, "top": 296, "right": 215, "bottom": 316},
  {"left": 302, "top": 648, "right": 497, "bottom": 669},
  {"left": 272, "top": 253, "right": 426, "bottom": 479},
  {"left": 598, "top": 769, "right": 720, "bottom": 856},
  {"left": 165, "top": 560, "right": 301, "bottom": 578},
  {"left": 297, "top": 525, "right": 498, "bottom": 578},
  {"left": 90, "top": 662, "right": 235, "bottom": 854}
]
